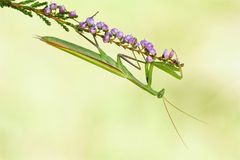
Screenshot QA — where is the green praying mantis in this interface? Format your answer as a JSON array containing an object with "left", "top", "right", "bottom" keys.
[
  {"left": 38, "top": 36, "right": 181, "bottom": 98},
  {"left": 38, "top": 35, "right": 205, "bottom": 147}
]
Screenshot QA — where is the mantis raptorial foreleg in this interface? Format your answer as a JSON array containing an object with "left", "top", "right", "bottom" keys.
[
  {"left": 117, "top": 53, "right": 156, "bottom": 87},
  {"left": 117, "top": 53, "right": 145, "bottom": 70},
  {"left": 93, "top": 35, "right": 107, "bottom": 58},
  {"left": 131, "top": 51, "right": 141, "bottom": 69},
  {"left": 76, "top": 31, "right": 98, "bottom": 48},
  {"left": 145, "top": 63, "right": 154, "bottom": 86}
]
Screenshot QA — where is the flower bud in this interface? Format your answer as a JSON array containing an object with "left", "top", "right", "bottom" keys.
[
  {"left": 103, "top": 32, "right": 112, "bottom": 43},
  {"left": 146, "top": 56, "right": 153, "bottom": 63},
  {"left": 149, "top": 48, "right": 156, "bottom": 55},
  {"left": 44, "top": 7, "right": 51, "bottom": 15},
  {"left": 96, "top": 22, "right": 104, "bottom": 29},
  {"left": 110, "top": 28, "right": 118, "bottom": 35},
  {"left": 162, "top": 49, "right": 168, "bottom": 58},
  {"left": 50, "top": 3, "right": 57, "bottom": 10},
  {"left": 146, "top": 42, "right": 153, "bottom": 49},
  {"left": 103, "top": 35, "right": 110, "bottom": 43},
  {"left": 58, "top": 5, "right": 66, "bottom": 14},
  {"left": 140, "top": 39, "right": 148, "bottom": 48},
  {"left": 128, "top": 37, "right": 137, "bottom": 45},
  {"left": 102, "top": 24, "right": 109, "bottom": 32},
  {"left": 134, "top": 42, "right": 140, "bottom": 48},
  {"left": 79, "top": 22, "right": 87, "bottom": 29},
  {"left": 123, "top": 35, "right": 132, "bottom": 43},
  {"left": 86, "top": 17, "right": 94, "bottom": 26},
  {"left": 90, "top": 27, "right": 97, "bottom": 34},
  {"left": 116, "top": 31, "right": 124, "bottom": 39},
  {"left": 69, "top": 11, "right": 77, "bottom": 18},
  {"left": 169, "top": 49, "right": 175, "bottom": 58}
]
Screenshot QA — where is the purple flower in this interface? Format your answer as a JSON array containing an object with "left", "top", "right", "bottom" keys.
[
  {"left": 116, "top": 31, "right": 124, "bottom": 39},
  {"left": 69, "top": 11, "right": 77, "bottom": 18},
  {"left": 96, "top": 22, "right": 104, "bottom": 29},
  {"left": 90, "top": 27, "right": 97, "bottom": 34},
  {"left": 146, "top": 56, "right": 153, "bottom": 63},
  {"left": 169, "top": 49, "right": 175, "bottom": 58},
  {"left": 149, "top": 48, "right": 156, "bottom": 55},
  {"left": 142, "top": 42, "right": 155, "bottom": 55},
  {"left": 128, "top": 37, "right": 137, "bottom": 45},
  {"left": 44, "top": 7, "right": 51, "bottom": 15},
  {"left": 103, "top": 33, "right": 111, "bottom": 43},
  {"left": 162, "top": 49, "right": 168, "bottom": 58},
  {"left": 58, "top": 5, "right": 66, "bottom": 14},
  {"left": 79, "top": 22, "right": 87, "bottom": 29},
  {"left": 102, "top": 24, "right": 109, "bottom": 32},
  {"left": 134, "top": 42, "right": 140, "bottom": 48},
  {"left": 146, "top": 42, "right": 153, "bottom": 50},
  {"left": 140, "top": 39, "right": 148, "bottom": 47},
  {"left": 110, "top": 28, "right": 118, "bottom": 35},
  {"left": 123, "top": 35, "right": 132, "bottom": 43},
  {"left": 50, "top": 3, "right": 57, "bottom": 10},
  {"left": 86, "top": 17, "right": 95, "bottom": 26}
]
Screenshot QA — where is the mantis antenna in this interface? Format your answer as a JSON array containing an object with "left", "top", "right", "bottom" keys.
[{"left": 162, "top": 98, "right": 188, "bottom": 148}]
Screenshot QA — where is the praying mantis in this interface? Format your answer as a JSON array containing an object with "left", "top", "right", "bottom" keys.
[
  {"left": 38, "top": 36, "right": 181, "bottom": 99},
  {"left": 38, "top": 35, "right": 204, "bottom": 147}
]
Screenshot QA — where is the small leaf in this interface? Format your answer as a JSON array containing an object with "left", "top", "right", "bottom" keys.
[
  {"left": 15, "top": 7, "right": 33, "bottom": 17},
  {"left": 19, "top": 0, "right": 36, "bottom": 5},
  {"left": 56, "top": 21, "right": 69, "bottom": 32},
  {"left": 36, "top": 13, "right": 51, "bottom": 25},
  {"left": 31, "top": 1, "right": 47, "bottom": 8}
]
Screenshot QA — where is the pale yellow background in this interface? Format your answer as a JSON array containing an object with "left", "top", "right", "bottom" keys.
[{"left": 0, "top": 0, "right": 240, "bottom": 160}]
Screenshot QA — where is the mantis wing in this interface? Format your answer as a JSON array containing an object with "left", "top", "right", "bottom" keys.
[
  {"left": 38, "top": 36, "right": 125, "bottom": 78},
  {"left": 153, "top": 62, "right": 183, "bottom": 80}
]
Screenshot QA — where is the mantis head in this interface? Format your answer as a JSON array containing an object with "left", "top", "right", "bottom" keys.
[
  {"left": 153, "top": 49, "right": 184, "bottom": 80},
  {"left": 158, "top": 88, "right": 165, "bottom": 98}
]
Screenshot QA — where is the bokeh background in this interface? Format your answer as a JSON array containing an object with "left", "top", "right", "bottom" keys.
[{"left": 1, "top": 0, "right": 240, "bottom": 159}]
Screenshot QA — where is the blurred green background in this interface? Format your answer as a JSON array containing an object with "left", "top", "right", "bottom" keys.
[{"left": 0, "top": 0, "right": 240, "bottom": 159}]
